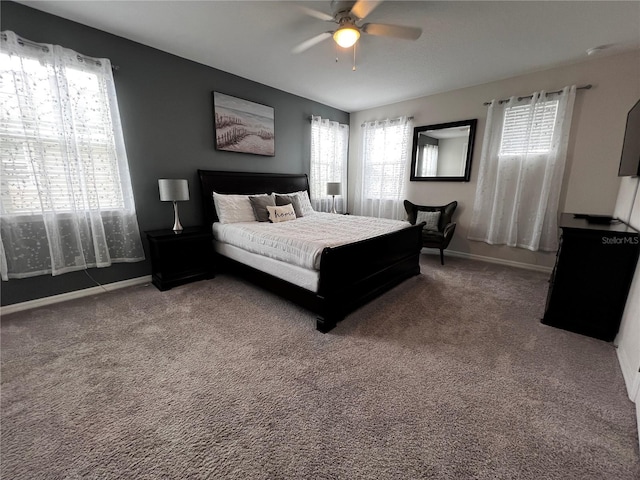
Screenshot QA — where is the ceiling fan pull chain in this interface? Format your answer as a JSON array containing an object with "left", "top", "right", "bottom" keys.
[{"left": 352, "top": 42, "right": 357, "bottom": 71}]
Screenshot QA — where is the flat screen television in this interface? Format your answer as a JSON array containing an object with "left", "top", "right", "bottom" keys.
[{"left": 618, "top": 98, "right": 640, "bottom": 177}]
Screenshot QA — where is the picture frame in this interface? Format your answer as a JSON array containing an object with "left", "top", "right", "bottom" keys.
[{"left": 213, "top": 92, "right": 275, "bottom": 156}]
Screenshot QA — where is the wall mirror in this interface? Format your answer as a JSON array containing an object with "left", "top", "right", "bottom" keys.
[{"left": 410, "top": 119, "right": 477, "bottom": 182}]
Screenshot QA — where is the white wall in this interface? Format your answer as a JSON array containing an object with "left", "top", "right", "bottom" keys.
[
  {"left": 437, "top": 136, "right": 467, "bottom": 177},
  {"left": 614, "top": 176, "right": 640, "bottom": 422},
  {"left": 349, "top": 50, "right": 640, "bottom": 269}
]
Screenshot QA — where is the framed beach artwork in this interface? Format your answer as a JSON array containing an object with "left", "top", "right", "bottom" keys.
[{"left": 213, "top": 92, "right": 275, "bottom": 156}]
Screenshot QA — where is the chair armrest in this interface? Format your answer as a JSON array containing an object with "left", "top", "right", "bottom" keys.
[
  {"left": 404, "top": 199, "right": 418, "bottom": 224},
  {"left": 442, "top": 222, "right": 457, "bottom": 248}
]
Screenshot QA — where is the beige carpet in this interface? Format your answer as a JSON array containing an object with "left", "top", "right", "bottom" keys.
[{"left": 1, "top": 255, "right": 638, "bottom": 479}]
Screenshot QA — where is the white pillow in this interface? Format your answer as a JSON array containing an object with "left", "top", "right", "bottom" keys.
[
  {"left": 266, "top": 203, "right": 297, "bottom": 223},
  {"left": 213, "top": 192, "right": 257, "bottom": 224},
  {"left": 275, "top": 190, "right": 314, "bottom": 216}
]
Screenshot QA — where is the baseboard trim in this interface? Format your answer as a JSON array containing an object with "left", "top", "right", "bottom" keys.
[
  {"left": 615, "top": 343, "right": 639, "bottom": 402},
  {"left": 1, "top": 275, "right": 152, "bottom": 316},
  {"left": 435, "top": 249, "right": 553, "bottom": 273}
]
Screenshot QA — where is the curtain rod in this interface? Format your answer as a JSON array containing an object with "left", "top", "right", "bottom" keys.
[
  {"left": 308, "top": 116, "right": 350, "bottom": 127},
  {"left": 0, "top": 32, "right": 120, "bottom": 71},
  {"left": 360, "top": 116, "right": 414, "bottom": 127},
  {"left": 308, "top": 115, "right": 343, "bottom": 121},
  {"left": 483, "top": 84, "right": 592, "bottom": 106}
]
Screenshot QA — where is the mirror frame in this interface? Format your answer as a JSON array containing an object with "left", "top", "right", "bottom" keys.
[{"left": 409, "top": 119, "right": 477, "bottom": 182}]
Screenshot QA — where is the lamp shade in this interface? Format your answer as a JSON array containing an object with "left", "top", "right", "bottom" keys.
[
  {"left": 158, "top": 179, "right": 189, "bottom": 202},
  {"left": 326, "top": 182, "right": 342, "bottom": 196}
]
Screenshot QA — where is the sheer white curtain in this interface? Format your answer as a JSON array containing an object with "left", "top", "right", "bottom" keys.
[
  {"left": 310, "top": 115, "right": 349, "bottom": 212},
  {"left": 0, "top": 31, "right": 144, "bottom": 280},
  {"left": 421, "top": 144, "right": 439, "bottom": 176},
  {"left": 354, "top": 116, "right": 412, "bottom": 220},
  {"left": 468, "top": 86, "right": 576, "bottom": 251}
]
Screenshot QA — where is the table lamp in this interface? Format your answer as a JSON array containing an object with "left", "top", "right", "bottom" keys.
[
  {"left": 326, "top": 182, "right": 342, "bottom": 214},
  {"left": 158, "top": 179, "right": 189, "bottom": 232}
]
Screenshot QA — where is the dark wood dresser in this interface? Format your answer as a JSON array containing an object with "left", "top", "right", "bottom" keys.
[{"left": 542, "top": 214, "right": 639, "bottom": 341}]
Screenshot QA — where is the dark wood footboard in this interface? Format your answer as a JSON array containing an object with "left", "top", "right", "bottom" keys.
[{"left": 315, "top": 223, "right": 423, "bottom": 332}]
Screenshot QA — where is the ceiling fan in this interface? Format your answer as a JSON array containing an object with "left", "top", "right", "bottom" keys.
[{"left": 292, "top": 0, "right": 422, "bottom": 54}]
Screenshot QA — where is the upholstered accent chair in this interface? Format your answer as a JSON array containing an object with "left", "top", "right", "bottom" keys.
[{"left": 404, "top": 200, "right": 458, "bottom": 265}]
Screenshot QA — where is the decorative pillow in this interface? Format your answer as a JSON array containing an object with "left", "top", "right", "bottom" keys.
[
  {"left": 249, "top": 194, "right": 276, "bottom": 222},
  {"left": 416, "top": 210, "right": 441, "bottom": 231},
  {"left": 266, "top": 204, "right": 297, "bottom": 223},
  {"left": 213, "top": 192, "right": 256, "bottom": 224},
  {"left": 295, "top": 190, "right": 314, "bottom": 216},
  {"left": 275, "top": 190, "right": 314, "bottom": 216},
  {"left": 275, "top": 194, "right": 303, "bottom": 217}
]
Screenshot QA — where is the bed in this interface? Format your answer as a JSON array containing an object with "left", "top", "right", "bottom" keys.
[{"left": 198, "top": 170, "right": 423, "bottom": 333}]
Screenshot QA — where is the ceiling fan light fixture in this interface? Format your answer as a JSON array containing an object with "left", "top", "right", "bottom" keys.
[{"left": 333, "top": 26, "right": 360, "bottom": 48}]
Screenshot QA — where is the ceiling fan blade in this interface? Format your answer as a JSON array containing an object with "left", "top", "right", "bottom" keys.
[
  {"left": 362, "top": 23, "right": 422, "bottom": 40},
  {"left": 292, "top": 32, "right": 333, "bottom": 54},
  {"left": 351, "top": 0, "right": 384, "bottom": 20},
  {"left": 297, "top": 5, "right": 334, "bottom": 22}
]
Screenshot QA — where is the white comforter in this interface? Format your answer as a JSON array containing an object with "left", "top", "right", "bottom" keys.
[{"left": 212, "top": 212, "right": 411, "bottom": 271}]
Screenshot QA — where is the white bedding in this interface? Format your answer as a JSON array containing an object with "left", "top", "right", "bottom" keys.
[
  {"left": 212, "top": 212, "right": 411, "bottom": 271},
  {"left": 214, "top": 241, "right": 320, "bottom": 291}
]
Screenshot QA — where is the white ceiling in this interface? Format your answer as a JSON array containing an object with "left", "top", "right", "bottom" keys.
[{"left": 16, "top": 1, "right": 640, "bottom": 112}]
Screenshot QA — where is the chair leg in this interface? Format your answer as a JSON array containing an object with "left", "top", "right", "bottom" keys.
[{"left": 440, "top": 249, "right": 445, "bottom": 265}]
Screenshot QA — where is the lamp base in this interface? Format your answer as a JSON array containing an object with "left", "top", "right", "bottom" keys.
[
  {"left": 172, "top": 201, "right": 183, "bottom": 233},
  {"left": 330, "top": 195, "right": 337, "bottom": 214}
]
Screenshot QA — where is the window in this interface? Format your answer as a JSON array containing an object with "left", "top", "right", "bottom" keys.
[
  {"left": 354, "top": 116, "right": 412, "bottom": 220},
  {"left": 309, "top": 116, "right": 349, "bottom": 213},
  {"left": 1, "top": 60, "right": 125, "bottom": 214},
  {"left": 0, "top": 31, "right": 143, "bottom": 280},
  {"left": 364, "top": 126, "right": 405, "bottom": 198},
  {"left": 499, "top": 100, "right": 559, "bottom": 155}
]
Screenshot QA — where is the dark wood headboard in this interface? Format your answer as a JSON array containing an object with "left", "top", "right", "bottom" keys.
[{"left": 198, "top": 170, "right": 310, "bottom": 225}]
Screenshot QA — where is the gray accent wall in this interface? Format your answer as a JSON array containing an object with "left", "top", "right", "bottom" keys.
[{"left": 0, "top": 2, "right": 349, "bottom": 305}]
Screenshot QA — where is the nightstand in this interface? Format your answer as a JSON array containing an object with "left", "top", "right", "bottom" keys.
[{"left": 146, "top": 227, "right": 215, "bottom": 291}]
